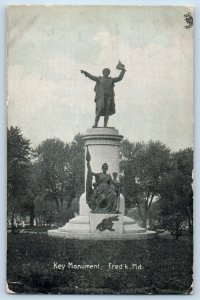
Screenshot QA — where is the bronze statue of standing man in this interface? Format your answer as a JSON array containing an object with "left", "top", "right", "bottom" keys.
[{"left": 81, "top": 61, "right": 126, "bottom": 127}]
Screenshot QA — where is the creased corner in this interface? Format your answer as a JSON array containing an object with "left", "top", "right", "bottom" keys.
[
  {"left": 185, "top": 282, "right": 193, "bottom": 295},
  {"left": 6, "top": 281, "right": 15, "bottom": 294}
]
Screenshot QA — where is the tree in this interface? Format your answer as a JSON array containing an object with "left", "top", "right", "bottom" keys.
[
  {"left": 20, "top": 187, "right": 35, "bottom": 226},
  {"left": 120, "top": 140, "right": 171, "bottom": 227},
  {"left": 7, "top": 126, "right": 31, "bottom": 229},
  {"left": 33, "top": 134, "right": 85, "bottom": 214},
  {"left": 34, "top": 193, "right": 58, "bottom": 226},
  {"left": 68, "top": 134, "right": 85, "bottom": 205},
  {"left": 159, "top": 148, "right": 193, "bottom": 238},
  {"left": 34, "top": 138, "right": 71, "bottom": 211}
]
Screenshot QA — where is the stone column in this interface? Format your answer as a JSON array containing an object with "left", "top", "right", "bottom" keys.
[
  {"left": 83, "top": 127, "right": 123, "bottom": 177},
  {"left": 79, "top": 127, "right": 125, "bottom": 215}
]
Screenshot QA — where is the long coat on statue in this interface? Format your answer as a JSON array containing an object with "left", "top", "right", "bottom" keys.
[
  {"left": 94, "top": 77, "right": 116, "bottom": 116},
  {"left": 85, "top": 69, "right": 125, "bottom": 117}
]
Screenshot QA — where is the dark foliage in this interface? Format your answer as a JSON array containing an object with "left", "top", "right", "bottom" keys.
[
  {"left": 159, "top": 148, "right": 193, "bottom": 239},
  {"left": 120, "top": 140, "right": 171, "bottom": 227},
  {"left": 7, "top": 127, "right": 32, "bottom": 229}
]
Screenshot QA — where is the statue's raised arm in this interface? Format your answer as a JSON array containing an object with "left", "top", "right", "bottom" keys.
[{"left": 112, "top": 61, "right": 126, "bottom": 83}]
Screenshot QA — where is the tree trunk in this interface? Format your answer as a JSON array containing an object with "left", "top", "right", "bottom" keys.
[
  {"left": 175, "top": 220, "right": 181, "bottom": 240},
  {"left": 55, "top": 197, "right": 60, "bottom": 211},
  {"left": 136, "top": 201, "right": 146, "bottom": 228},
  {"left": 60, "top": 198, "right": 63, "bottom": 211},
  {"left": 144, "top": 194, "right": 154, "bottom": 229},
  {"left": 30, "top": 213, "right": 34, "bottom": 226}
]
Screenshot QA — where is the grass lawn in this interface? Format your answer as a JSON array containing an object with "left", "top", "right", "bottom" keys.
[{"left": 7, "top": 233, "right": 193, "bottom": 294}]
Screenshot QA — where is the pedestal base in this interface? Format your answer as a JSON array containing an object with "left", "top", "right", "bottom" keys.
[
  {"left": 48, "top": 127, "right": 156, "bottom": 240},
  {"left": 48, "top": 214, "right": 156, "bottom": 240},
  {"left": 59, "top": 216, "right": 90, "bottom": 233}
]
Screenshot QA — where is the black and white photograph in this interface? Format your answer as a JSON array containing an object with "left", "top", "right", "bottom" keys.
[{"left": 7, "top": 5, "right": 193, "bottom": 294}]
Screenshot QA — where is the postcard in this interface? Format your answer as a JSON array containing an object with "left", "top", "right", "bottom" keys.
[{"left": 7, "top": 5, "right": 193, "bottom": 294}]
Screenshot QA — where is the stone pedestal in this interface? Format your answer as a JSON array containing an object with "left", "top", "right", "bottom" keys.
[
  {"left": 80, "top": 127, "right": 125, "bottom": 216},
  {"left": 48, "top": 127, "right": 156, "bottom": 240},
  {"left": 82, "top": 127, "right": 123, "bottom": 180},
  {"left": 81, "top": 127, "right": 125, "bottom": 214}
]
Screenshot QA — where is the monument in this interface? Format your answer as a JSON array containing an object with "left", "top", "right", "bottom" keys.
[{"left": 48, "top": 62, "right": 156, "bottom": 240}]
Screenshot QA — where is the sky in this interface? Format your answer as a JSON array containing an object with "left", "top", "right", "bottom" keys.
[{"left": 7, "top": 5, "right": 193, "bottom": 151}]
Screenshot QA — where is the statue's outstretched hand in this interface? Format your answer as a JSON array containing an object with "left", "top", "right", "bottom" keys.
[{"left": 80, "top": 70, "right": 88, "bottom": 76}]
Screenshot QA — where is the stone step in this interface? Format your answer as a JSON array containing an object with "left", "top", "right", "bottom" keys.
[
  {"left": 59, "top": 222, "right": 90, "bottom": 233},
  {"left": 123, "top": 223, "right": 146, "bottom": 233},
  {"left": 123, "top": 216, "right": 136, "bottom": 225},
  {"left": 48, "top": 229, "right": 156, "bottom": 240},
  {"left": 69, "top": 216, "right": 89, "bottom": 224}
]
